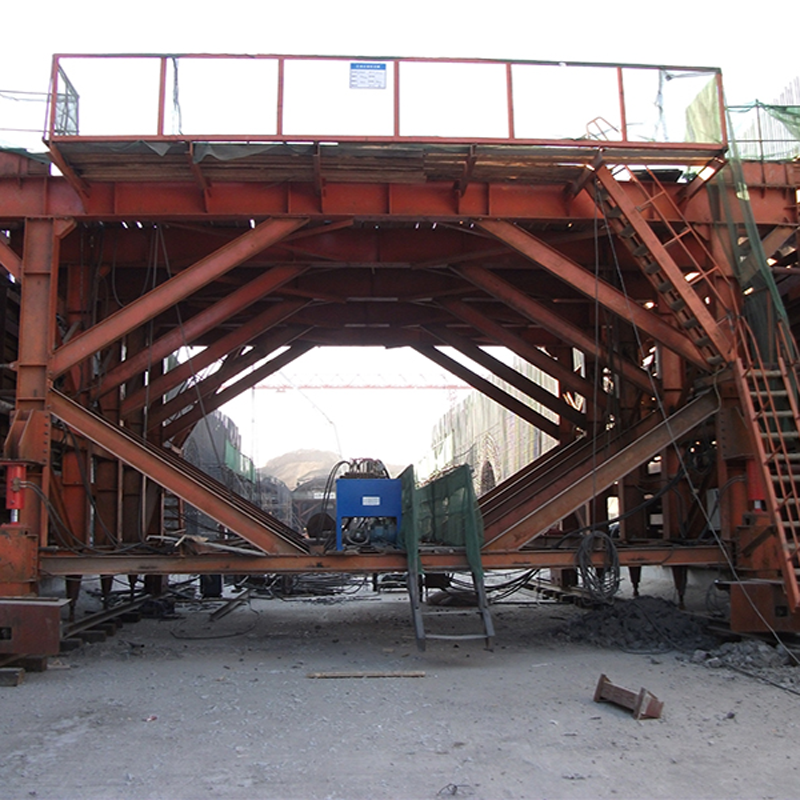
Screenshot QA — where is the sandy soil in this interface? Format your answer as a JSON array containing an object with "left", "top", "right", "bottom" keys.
[{"left": 0, "top": 577, "right": 798, "bottom": 800}]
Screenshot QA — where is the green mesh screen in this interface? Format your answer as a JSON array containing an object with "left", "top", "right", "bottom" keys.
[{"left": 399, "top": 464, "right": 485, "bottom": 579}]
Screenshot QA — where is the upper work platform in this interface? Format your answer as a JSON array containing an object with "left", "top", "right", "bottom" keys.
[{"left": 43, "top": 54, "right": 728, "bottom": 184}]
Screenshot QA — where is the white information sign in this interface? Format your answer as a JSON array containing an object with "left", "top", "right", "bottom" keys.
[
  {"left": 350, "top": 63, "right": 387, "bottom": 89},
  {"left": 362, "top": 496, "right": 381, "bottom": 506}
]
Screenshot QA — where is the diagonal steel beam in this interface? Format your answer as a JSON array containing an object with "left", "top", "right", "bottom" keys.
[
  {"left": 121, "top": 300, "right": 309, "bottom": 417},
  {"left": 0, "top": 237, "right": 21, "bottom": 281},
  {"left": 483, "top": 392, "right": 718, "bottom": 551},
  {"left": 437, "top": 297, "right": 599, "bottom": 401},
  {"left": 148, "top": 326, "right": 310, "bottom": 431},
  {"left": 48, "top": 389, "right": 307, "bottom": 555},
  {"left": 161, "top": 342, "right": 314, "bottom": 443},
  {"left": 475, "top": 219, "right": 708, "bottom": 369},
  {"left": 50, "top": 217, "right": 309, "bottom": 377},
  {"left": 412, "top": 345, "right": 561, "bottom": 440},
  {"left": 454, "top": 264, "right": 654, "bottom": 393},
  {"left": 98, "top": 265, "right": 306, "bottom": 397},
  {"left": 422, "top": 325, "right": 586, "bottom": 428}
]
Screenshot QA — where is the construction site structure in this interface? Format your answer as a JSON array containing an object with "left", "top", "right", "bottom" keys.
[{"left": 0, "top": 54, "right": 799, "bottom": 658}]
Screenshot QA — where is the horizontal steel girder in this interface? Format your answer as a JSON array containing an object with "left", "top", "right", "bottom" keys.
[
  {"left": 48, "top": 390, "right": 307, "bottom": 555},
  {"left": 0, "top": 160, "right": 796, "bottom": 223},
  {"left": 484, "top": 392, "right": 719, "bottom": 550},
  {"left": 50, "top": 217, "right": 308, "bottom": 378},
  {"left": 39, "top": 545, "right": 726, "bottom": 576}
]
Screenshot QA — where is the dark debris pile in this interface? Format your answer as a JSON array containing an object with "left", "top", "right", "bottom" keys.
[{"left": 559, "top": 596, "right": 716, "bottom": 653}]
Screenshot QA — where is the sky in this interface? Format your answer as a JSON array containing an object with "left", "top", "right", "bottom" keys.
[{"left": 1, "top": 0, "right": 794, "bottom": 468}]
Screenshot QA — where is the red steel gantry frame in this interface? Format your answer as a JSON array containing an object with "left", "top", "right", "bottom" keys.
[{"left": 0, "top": 54, "right": 799, "bottom": 647}]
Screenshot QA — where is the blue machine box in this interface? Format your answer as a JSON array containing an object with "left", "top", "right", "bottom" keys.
[{"left": 335, "top": 478, "right": 402, "bottom": 550}]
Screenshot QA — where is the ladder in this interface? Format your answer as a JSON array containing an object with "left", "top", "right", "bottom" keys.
[
  {"left": 406, "top": 559, "right": 495, "bottom": 652},
  {"left": 733, "top": 323, "right": 800, "bottom": 610},
  {"left": 587, "top": 161, "right": 734, "bottom": 367},
  {"left": 585, "top": 158, "right": 800, "bottom": 611}
]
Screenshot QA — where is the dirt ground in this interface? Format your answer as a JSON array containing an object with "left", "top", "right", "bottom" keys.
[{"left": 1, "top": 572, "right": 798, "bottom": 800}]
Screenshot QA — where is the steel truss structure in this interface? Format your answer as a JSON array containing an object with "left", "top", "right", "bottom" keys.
[{"left": 1, "top": 54, "right": 799, "bottom": 654}]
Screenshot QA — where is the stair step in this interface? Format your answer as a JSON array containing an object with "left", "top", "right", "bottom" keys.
[
  {"left": 656, "top": 280, "right": 673, "bottom": 293},
  {"left": 606, "top": 206, "right": 624, "bottom": 219},
  {"left": 643, "top": 261, "right": 661, "bottom": 275},
  {"left": 748, "top": 369, "right": 783, "bottom": 378},
  {"left": 669, "top": 298, "right": 686, "bottom": 312},
  {"left": 761, "top": 431, "right": 800, "bottom": 439},
  {"left": 752, "top": 390, "right": 789, "bottom": 397},
  {"left": 632, "top": 243, "right": 651, "bottom": 258},
  {"left": 423, "top": 634, "right": 492, "bottom": 641},
  {"left": 681, "top": 317, "right": 700, "bottom": 330}
]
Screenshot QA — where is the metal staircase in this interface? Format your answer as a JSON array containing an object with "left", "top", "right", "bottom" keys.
[
  {"left": 406, "top": 561, "right": 495, "bottom": 652},
  {"left": 733, "top": 325, "right": 800, "bottom": 610},
  {"left": 588, "top": 162, "right": 734, "bottom": 367},
  {"left": 584, "top": 157, "right": 800, "bottom": 612}
]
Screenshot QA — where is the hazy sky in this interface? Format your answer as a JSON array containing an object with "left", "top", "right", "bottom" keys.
[{"left": 1, "top": 0, "right": 793, "bottom": 467}]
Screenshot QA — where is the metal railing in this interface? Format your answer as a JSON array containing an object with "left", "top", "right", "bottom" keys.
[{"left": 45, "top": 53, "right": 727, "bottom": 150}]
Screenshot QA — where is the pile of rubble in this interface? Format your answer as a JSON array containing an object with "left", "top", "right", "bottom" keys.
[
  {"left": 684, "top": 639, "right": 800, "bottom": 691},
  {"left": 559, "top": 595, "right": 716, "bottom": 653}
]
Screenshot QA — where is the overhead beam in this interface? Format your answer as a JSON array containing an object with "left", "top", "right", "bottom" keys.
[
  {"left": 121, "top": 300, "right": 309, "bottom": 417},
  {"left": 437, "top": 297, "right": 598, "bottom": 401},
  {"left": 483, "top": 392, "right": 718, "bottom": 551},
  {"left": 412, "top": 345, "right": 561, "bottom": 440},
  {"left": 161, "top": 342, "right": 314, "bottom": 442},
  {"left": 423, "top": 325, "right": 586, "bottom": 428},
  {"left": 454, "top": 264, "right": 654, "bottom": 393},
  {"left": 48, "top": 390, "right": 307, "bottom": 555},
  {"left": 475, "top": 219, "right": 708, "bottom": 369},
  {"left": 50, "top": 217, "right": 309, "bottom": 377},
  {"left": 98, "top": 265, "right": 306, "bottom": 397}
]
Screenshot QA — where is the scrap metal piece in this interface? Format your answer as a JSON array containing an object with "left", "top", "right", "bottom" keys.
[{"left": 593, "top": 673, "right": 663, "bottom": 720}]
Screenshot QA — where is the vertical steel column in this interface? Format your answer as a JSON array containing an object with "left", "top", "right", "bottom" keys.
[
  {"left": 4, "top": 219, "right": 73, "bottom": 564},
  {"left": 60, "top": 261, "right": 91, "bottom": 545},
  {"left": 121, "top": 327, "right": 147, "bottom": 545}
]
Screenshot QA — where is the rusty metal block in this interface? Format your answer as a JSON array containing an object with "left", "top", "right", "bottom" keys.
[
  {"left": 0, "top": 525, "right": 38, "bottom": 595},
  {"left": 0, "top": 597, "right": 68, "bottom": 656},
  {"left": 730, "top": 581, "right": 800, "bottom": 633},
  {"left": 594, "top": 673, "right": 664, "bottom": 720},
  {"left": 0, "top": 668, "right": 25, "bottom": 686}
]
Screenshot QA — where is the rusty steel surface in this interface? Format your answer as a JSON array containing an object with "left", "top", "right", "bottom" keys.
[
  {"left": 0, "top": 54, "right": 798, "bottom": 635},
  {"left": 0, "top": 597, "right": 67, "bottom": 656},
  {"left": 39, "top": 545, "right": 727, "bottom": 577}
]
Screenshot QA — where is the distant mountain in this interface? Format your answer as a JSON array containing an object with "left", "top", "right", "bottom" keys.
[
  {"left": 259, "top": 449, "right": 342, "bottom": 490},
  {"left": 259, "top": 449, "right": 408, "bottom": 489}
]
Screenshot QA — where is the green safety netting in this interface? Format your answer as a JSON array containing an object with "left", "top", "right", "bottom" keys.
[
  {"left": 708, "top": 107, "right": 798, "bottom": 365},
  {"left": 398, "top": 464, "right": 484, "bottom": 579},
  {"left": 223, "top": 439, "right": 255, "bottom": 482}
]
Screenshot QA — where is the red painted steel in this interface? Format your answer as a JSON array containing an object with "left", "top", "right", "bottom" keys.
[
  {"left": 475, "top": 219, "right": 708, "bottom": 369},
  {"left": 50, "top": 218, "right": 308, "bottom": 377}
]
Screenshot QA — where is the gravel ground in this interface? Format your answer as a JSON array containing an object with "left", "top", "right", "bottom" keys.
[{"left": 1, "top": 576, "right": 799, "bottom": 800}]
